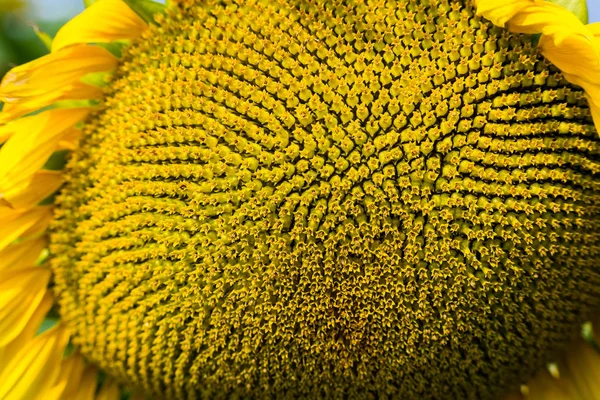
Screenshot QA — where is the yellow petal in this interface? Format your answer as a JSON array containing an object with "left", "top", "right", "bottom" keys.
[
  {"left": 0, "top": 237, "right": 47, "bottom": 273},
  {"left": 0, "top": 45, "right": 114, "bottom": 123},
  {"left": 587, "top": 22, "right": 600, "bottom": 38},
  {"left": 55, "top": 354, "right": 86, "bottom": 400},
  {"left": 538, "top": 33, "right": 600, "bottom": 83},
  {"left": 526, "top": 369, "right": 573, "bottom": 400},
  {"left": 0, "top": 206, "right": 52, "bottom": 252},
  {"left": 1, "top": 45, "right": 115, "bottom": 100},
  {"left": 52, "top": 0, "right": 147, "bottom": 52},
  {"left": 474, "top": 0, "right": 600, "bottom": 136},
  {"left": 0, "top": 324, "right": 69, "bottom": 400},
  {"left": 57, "top": 128, "right": 82, "bottom": 151},
  {"left": 0, "top": 267, "right": 50, "bottom": 347},
  {"left": 0, "top": 108, "right": 89, "bottom": 206},
  {"left": 0, "top": 85, "right": 102, "bottom": 126},
  {"left": 507, "top": 2, "right": 591, "bottom": 42},
  {"left": 562, "top": 339, "right": 600, "bottom": 399},
  {"left": 43, "top": 354, "right": 85, "bottom": 400},
  {"left": 0, "top": 291, "right": 53, "bottom": 357},
  {"left": 503, "top": 392, "right": 524, "bottom": 400},
  {"left": 96, "top": 379, "right": 120, "bottom": 400},
  {"left": 69, "top": 365, "right": 98, "bottom": 400},
  {"left": 474, "top": 0, "right": 533, "bottom": 27},
  {"left": 5, "top": 170, "right": 63, "bottom": 210}
]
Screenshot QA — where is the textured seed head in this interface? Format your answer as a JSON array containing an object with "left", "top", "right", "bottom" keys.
[{"left": 49, "top": 0, "right": 600, "bottom": 399}]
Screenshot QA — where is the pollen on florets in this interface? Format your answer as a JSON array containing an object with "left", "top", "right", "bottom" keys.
[{"left": 49, "top": 0, "right": 600, "bottom": 399}]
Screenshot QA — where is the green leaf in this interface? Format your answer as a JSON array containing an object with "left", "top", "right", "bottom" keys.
[
  {"left": 123, "top": 0, "right": 166, "bottom": 24},
  {"left": 547, "top": 0, "right": 588, "bottom": 24}
]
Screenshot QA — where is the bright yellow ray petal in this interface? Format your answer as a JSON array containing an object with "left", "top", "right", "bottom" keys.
[
  {"left": 0, "top": 237, "right": 47, "bottom": 273},
  {"left": 0, "top": 108, "right": 89, "bottom": 206},
  {"left": 0, "top": 45, "right": 116, "bottom": 100},
  {"left": 42, "top": 354, "right": 85, "bottom": 400},
  {"left": 52, "top": 0, "right": 147, "bottom": 52},
  {"left": 0, "top": 324, "right": 69, "bottom": 400},
  {"left": 96, "top": 379, "right": 120, "bottom": 400},
  {"left": 0, "top": 267, "right": 50, "bottom": 347},
  {"left": 562, "top": 339, "right": 600, "bottom": 399},
  {"left": 0, "top": 291, "right": 53, "bottom": 366},
  {"left": 19, "top": 211, "right": 53, "bottom": 240},
  {"left": 474, "top": 0, "right": 600, "bottom": 135},
  {"left": 57, "top": 127, "right": 82, "bottom": 151},
  {"left": 4, "top": 170, "right": 63, "bottom": 210},
  {"left": 526, "top": 369, "right": 572, "bottom": 400},
  {"left": 70, "top": 365, "right": 98, "bottom": 400},
  {"left": 473, "top": 0, "right": 533, "bottom": 27},
  {"left": 537, "top": 33, "right": 600, "bottom": 83},
  {"left": 587, "top": 22, "right": 600, "bottom": 38},
  {"left": 506, "top": 2, "right": 590, "bottom": 41},
  {"left": 0, "top": 206, "right": 53, "bottom": 252},
  {"left": 0, "top": 46, "right": 114, "bottom": 123},
  {"left": 56, "top": 354, "right": 86, "bottom": 400},
  {"left": 0, "top": 85, "right": 103, "bottom": 126}
]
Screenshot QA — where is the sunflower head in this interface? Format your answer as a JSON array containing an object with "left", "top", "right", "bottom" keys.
[{"left": 2, "top": 0, "right": 600, "bottom": 399}]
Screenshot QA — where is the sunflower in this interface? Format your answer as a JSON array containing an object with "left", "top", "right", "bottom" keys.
[{"left": 1, "top": 0, "right": 600, "bottom": 398}]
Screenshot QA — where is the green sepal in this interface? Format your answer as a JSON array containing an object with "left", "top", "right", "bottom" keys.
[
  {"left": 43, "top": 150, "right": 69, "bottom": 171},
  {"left": 81, "top": 71, "right": 112, "bottom": 88},
  {"left": 123, "top": 0, "right": 166, "bottom": 24},
  {"left": 37, "top": 317, "right": 59, "bottom": 335},
  {"left": 31, "top": 25, "right": 52, "bottom": 51},
  {"left": 83, "top": 0, "right": 98, "bottom": 7},
  {"left": 97, "top": 41, "right": 127, "bottom": 58},
  {"left": 548, "top": 0, "right": 588, "bottom": 24}
]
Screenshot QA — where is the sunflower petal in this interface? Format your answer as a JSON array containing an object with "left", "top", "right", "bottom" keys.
[
  {"left": 0, "top": 237, "right": 47, "bottom": 273},
  {"left": 0, "top": 324, "right": 69, "bottom": 400},
  {"left": 0, "top": 46, "right": 114, "bottom": 123},
  {"left": 0, "top": 291, "right": 53, "bottom": 364},
  {"left": 55, "top": 354, "right": 86, "bottom": 400},
  {"left": 56, "top": 128, "right": 83, "bottom": 151},
  {"left": 0, "top": 206, "right": 53, "bottom": 252},
  {"left": 96, "top": 379, "right": 120, "bottom": 400},
  {"left": 70, "top": 365, "right": 99, "bottom": 400},
  {"left": 507, "top": 2, "right": 590, "bottom": 41},
  {"left": 561, "top": 339, "right": 600, "bottom": 399},
  {"left": 0, "top": 108, "right": 89, "bottom": 206},
  {"left": 6, "top": 170, "right": 63, "bottom": 210},
  {"left": 587, "top": 22, "right": 600, "bottom": 38},
  {"left": 526, "top": 369, "right": 573, "bottom": 400},
  {"left": 0, "top": 267, "right": 51, "bottom": 347},
  {"left": 473, "top": 0, "right": 533, "bottom": 27},
  {"left": 43, "top": 354, "right": 85, "bottom": 400},
  {"left": 52, "top": 0, "right": 147, "bottom": 53},
  {"left": 474, "top": 0, "right": 600, "bottom": 136}
]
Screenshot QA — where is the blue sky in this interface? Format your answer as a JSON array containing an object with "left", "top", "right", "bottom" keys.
[
  {"left": 590, "top": 0, "right": 600, "bottom": 22},
  {"left": 25, "top": 0, "right": 600, "bottom": 23},
  {"left": 26, "top": 0, "right": 600, "bottom": 23}
]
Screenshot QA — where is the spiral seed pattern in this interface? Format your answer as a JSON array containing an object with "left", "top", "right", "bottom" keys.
[{"left": 50, "top": 0, "right": 600, "bottom": 399}]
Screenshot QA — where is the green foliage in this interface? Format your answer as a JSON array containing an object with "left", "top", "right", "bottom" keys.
[{"left": 122, "top": 0, "right": 166, "bottom": 24}]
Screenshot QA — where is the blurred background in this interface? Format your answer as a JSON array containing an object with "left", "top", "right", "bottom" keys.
[{"left": 0, "top": 0, "right": 598, "bottom": 80}]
